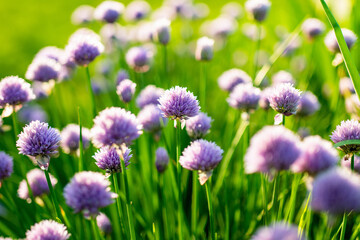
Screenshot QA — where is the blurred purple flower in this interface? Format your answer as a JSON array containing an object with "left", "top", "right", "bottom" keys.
[
  {"left": 245, "top": 0, "right": 271, "bottom": 22},
  {"left": 259, "top": 87, "right": 272, "bottom": 110},
  {"left": 325, "top": 28, "right": 357, "bottom": 53},
  {"left": 137, "top": 104, "right": 167, "bottom": 133},
  {"left": 26, "top": 57, "right": 61, "bottom": 82},
  {"left": 0, "top": 152, "right": 13, "bottom": 181},
  {"left": 26, "top": 220, "right": 70, "bottom": 240},
  {"left": 331, "top": 119, "right": 360, "bottom": 154},
  {"left": 186, "top": 112, "right": 212, "bottom": 139},
  {"left": 251, "top": 222, "right": 304, "bottom": 240},
  {"left": 136, "top": 85, "right": 164, "bottom": 109},
  {"left": 195, "top": 37, "right": 214, "bottom": 61},
  {"left": 61, "top": 124, "right": 91, "bottom": 154},
  {"left": 101, "top": 23, "right": 128, "bottom": 52},
  {"left": 124, "top": 0, "right": 151, "bottom": 22},
  {"left": 218, "top": 68, "right": 252, "bottom": 92},
  {"left": 126, "top": 46, "right": 151, "bottom": 73},
  {"left": 97, "top": 213, "right": 112, "bottom": 235},
  {"left": 302, "top": 18, "right": 325, "bottom": 41},
  {"left": 272, "top": 70, "right": 295, "bottom": 85},
  {"left": 296, "top": 91, "right": 320, "bottom": 117},
  {"left": 71, "top": 5, "right": 94, "bottom": 25},
  {"left": 116, "top": 79, "right": 136, "bottom": 103},
  {"left": 342, "top": 155, "right": 360, "bottom": 173},
  {"left": 116, "top": 70, "right": 130, "bottom": 86},
  {"left": 155, "top": 147, "right": 169, "bottom": 173},
  {"left": 221, "top": 2, "right": 243, "bottom": 20},
  {"left": 152, "top": 18, "right": 171, "bottom": 45},
  {"left": 94, "top": 1, "right": 124, "bottom": 23},
  {"left": 0, "top": 76, "right": 35, "bottom": 108},
  {"left": 268, "top": 83, "right": 301, "bottom": 116},
  {"left": 339, "top": 77, "right": 355, "bottom": 96},
  {"left": 227, "top": 84, "right": 260, "bottom": 112}
]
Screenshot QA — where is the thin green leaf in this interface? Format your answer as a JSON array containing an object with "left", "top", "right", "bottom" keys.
[{"left": 333, "top": 139, "right": 360, "bottom": 148}]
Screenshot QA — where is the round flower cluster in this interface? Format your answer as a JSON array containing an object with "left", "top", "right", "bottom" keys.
[
  {"left": 0, "top": 76, "right": 35, "bottom": 108},
  {"left": 60, "top": 124, "right": 91, "bottom": 154},
  {"left": 26, "top": 220, "right": 70, "bottom": 240},
  {"left": 185, "top": 112, "right": 212, "bottom": 139},
  {"left": 94, "top": 147, "right": 132, "bottom": 173},
  {"left": 218, "top": 68, "right": 252, "bottom": 92},
  {"left": 331, "top": 119, "right": 360, "bottom": 154}
]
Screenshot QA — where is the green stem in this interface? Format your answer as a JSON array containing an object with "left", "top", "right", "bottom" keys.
[
  {"left": 191, "top": 172, "right": 198, "bottom": 238},
  {"left": 261, "top": 174, "right": 268, "bottom": 225},
  {"left": 78, "top": 107, "right": 84, "bottom": 172},
  {"left": 85, "top": 66, "right": 96, "bottom": 118},
  {"left": 254, "top": 23, "right": 262, "bottom": 79},
  {"left": 287, "top": 174, "right": 300, "bottom": 223},
  {"left": 44, "top": 169, "right": 63, "bottom": 223},
  {"left": 163, "top": 45, "right": 168, "bottom": 78},
  {"left": 205, "top": 181, "right": 215, "bottom": 240},
  {"left": 351, "top": 154, "right": 355, "bottom": 171},
  {"left": 91, "top": 217, "right": 100, "bottom": 240},
  {"left": 271, "top": 173, "right": 280, "bottom": 221},
  {"left": 159, "top": 174, "right": 169, "bottom": 239},
  {"left": 340, "top": 213, "right": 348, "bottom": 240},
  {"left": 11, "top": 108, "right": 18, "bottom": 139},
  {"left": 175, "top": 120, "right": 183, "bottom": 240},
  {"left": 113, "top": 174, "right": 125, "bottom": 238},
  {"left": 283, "top": 116, "right": 286, "bottom": 126},
  {"left": 200, "top": 63, "right": 207, "bottom": 110}
]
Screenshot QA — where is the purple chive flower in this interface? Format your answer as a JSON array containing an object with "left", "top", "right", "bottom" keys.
[
  {"left": 203, "top": 16, "right": 237, "bottom": 39},
  {"left": 195, "top": 37, "right": 214, "bottom": 61},
  {"left": 137, "top": 104, "right": 167, "bottom": 134},
  {"left": 0, "top": 76, "right": 35, "bottom": 108},
  {"left": 94, "top": 146, "right": 131, "bottom": 174},
  {"left": 64, "top": 171, "right": 116, "bottom": 217},
  {"left": 158, "top": 86, "right": 200, "bottom": 122},
  {"left": 136, "top": 85, "right": 164, "bottom": 109},
  {"left": 251, "top": 222, "right": 304, "bottom": 240},
  {"left": 342, "top": 155, "right": 360, "bottom": 173},
  {"left": 69, "top": 28, "right": 102, "bottom": 43},
  {"left": 272, "top": 70, "right": 295, "bottom": 85},
  {"left": 0, "top": 152, "right": 13, "bottom": 181},
  {"left": 116, "top": 70, "right": 130, "bottom": 86},
  {"left": 180, "top": 139, "right": 223, "bottom": 185},
  {"left": 101, "top": 23, "right": 128, "bottom": 52},
  {"left": 25, "top": 57, "right": 61, "bottom": 82},
  {"left": 268, "top": 83, "right": 301, "bottom": 116},
  {"left": 218, "top": 68, "right": 252, "bottom": 92},
  {"left": 227, "top": 84, "right": 261, "bottom": 112},
  {"left": 26, "top": 220, "right": 70, "bottom": 240},
  {"left": 155, "top": 147, "right": 169, "bottom": 173},
  {"left": 60, "top": 124, "right": 91, "bottom": 154},
  {"left": 339, "top": 77, "right": 355, "bottom": 96},
  {"left": 186, "top": 112, "right": 212, "bottom": 139},
  {"left": 259, "top": 87, "right": 272, "bottom": 110},
  {"left": 124, "top": 0, "right": 151, "bottom": 22},
  {"left": 17, "top": 121, "right": 61, "bottom": 170},
  {"left": 245, "top": 126, "right": 301, "bottom": 174},
  {"left": 71, "top": 5, "right": 95, "bottom": 25},
  {"left": 125, "top": 47, "right": 151, "bottom": 73},
  {"left": 245, "top": 0, "right": 271, "bottom": 22},
  {"left": 292, "top": 136, "right": 338, "bottom": 175},
  {"left": 311, "top": 167, "right": 360, "bottom": 215},
  {"left": 94, "top": 1, "right": 124, "bottom": 23},
  {"left": 91, "top": 107, "right": 142, "bottom": 148},
  {"left": 325, "top": 28, "right": 357, "bottom": 53},
  {"left": 331, "top": 119, "right": 360, "bottom": 154},
  {"left": 296, "top": 91, "right": 320, "bottom": 116},
  {"left": 116, "top": 79, "right": 136, "bottom": 103},
  {"left": 97, "top": 213, "right": 112, "bottom": 235},
  {"left": 18, "top": 168, "right": 57, "bottom": 199},
  {"left": 302, "top": 18, "right": 325, "bottom": 41},
  {"left": 153, "top": 18, "right": 171, "bottom": 45}
]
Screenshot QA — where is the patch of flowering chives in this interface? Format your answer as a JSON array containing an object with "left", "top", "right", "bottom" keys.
[
  {"left": 268, "top": 83, "right": 301, "bottom": 116},
  {"left": 101, "top": 23, "right": 128, "bottom": 52},
  {"left": 69, "top": 28, "right": 102, "bottom": 43},
  {"left": 152, "top": 18, "right": 171, "bottom": 45},
  {"left": 271, "top": 70, "right": 295, "bottom": 86},
  {"left": 221, "top": 2, "right": 243, "bottom": 20},
  {"left": 97, "top": 213, "right": 112, "bottom": 235},
  {"left": 259, "top": 87, "right": 272, "bottom": 110},
  {"left": 18, "top": 104, "right": 48, "bottom": 124},
  {"left": 245, "top": 126, "right": 301, "bottom": 174},
  {"left": 296, "top": 91, "right": 320, "bottom": 117},
  {"left": 155, "top": 147, "right": 169, "bottom": 173},
  {"left": 342, "top": 155, "right": 360, "bottom": 173},
  {"left": 25, "top": 57, "right": 61, "bottom": 82},
  {"left": 195, "top": 37, "right": 214, "bottom": 61},
  {"left": 217, "top": 68, "right": 252, "bottom": 92},
  {"left": 94, "top": 1, "right": 124, "bottom": 23},
  {"left": 136, "top": 85, "right": 164, "bottom": 109},
  {"left": 71, "top": 5, "right": 94, "bottom": 25},
  {"left": 125, "top": 46, "right": 151, "bottom": 73},
  {"left": 0, "top": 152, "right": 13, "bottom": 181},
  {"left": 227, "top": 84, "right": 261, "bottom": 112},
  {"left": 64, "top": 171, "right": 116, "bottom": 217},
  {"left": 179, "top": 139, "right": 223, "bottom": 185},
  {"left": 331, "top": 119, "right": 360, "bottom": 154},
  {"left": 94, "top": 147, "right": 131, "bottom": 174},
  {"left": 26, "top": 220, "right": 70, "bottom": 240},
  {"left": 158, "top": 86, "right": 200, "bottom": 122},
  {"left": 251, "top": 222, "right": 303, "bottom": 240},
  {"left": 116, "top": 79, "right": 136, "bottom": 103},
  {"left": 339, "top": 77, "right": 355, "bottom": 96},
  {"left": 137, "top": 104, "right": 167, "bottom": 134},
  {"left": 60, "top": 124, "right": 91, "bottom": 154},
  {"left": 16, "top": 121, "right": 61, "bottom": 170},
  {"left": 186, "top": 112, "right": 212, "bottom": 139},
  {"left": 311, "top": 167, "right": 360, "bottom": 215},
  {"left": 202, "top": 16, "right": 237, "bottom": 40},
  {"left": 116, "top": 70, "right": 130, "bottom": 86},
  {"left": 91, "top": 107, "right": 142, "bottom": 148},
  {"left": 291, "top": 136, "right": 338, "bottom": 175},
  {"left": 302, "top": 18, "right": 325, "bottom": 41},
  {"left": 245, "top": 0, "right": 271, "bottom": 22},
  {"left": 324, "top": 28, "right": 357, "bottom": 53},
  {"left": 124, "top": 0, "right": 151, "bottom": 22},
  {"left": 18, "top": 168, "right": 57, "bottom": 199},
  {"left": 0, "top": 76, "right": 35, "bottom": 108}
]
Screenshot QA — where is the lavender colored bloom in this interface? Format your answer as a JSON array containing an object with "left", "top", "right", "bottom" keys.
[
  {"left": 152, "top": 18, "right": 171, "bottom": 45},
  {"left": 26, "top": 220, "right": 70, "bottom": 240},
  {"left": 195, "top": 37, "right": 214, "bottom": 61},
  {"left": 0, "top": 76, "right": 35, "bottom": 108},
  {"left": 292, "top": 136, "right": 338, "bottom": 175},
  {"left": 97, "top": 213, "right": 112, "bottom": 235},
  {"left": 116, "top": 79, "right": 136, "bottom": 103},
  {"left": 64, "top": 171, "right": 116, "bottom": 217},
  {"left": 221, "top": 2, "right": 243, "bottom": 20},
  {"left": 158, "top": 86, "right": 200, "bottom": 121},
  {"left": 311, "top": 167, "right": 360, "bottom": 214},
  {"left": 186, "top": 112, "right": 212, "bottom": 139},
  {"left": 268, "top": 83, "right": 301, "bottom": 116},
  {"left": 331, "top": 119, "right": 360, "bottom": 154},
  {"left": 94, "top": 1, "right": 124, "bottom": 23},
  {"left": 296, "top": 91, "right": 320, "bottom": 116},
  {"left": 245, "top": 0, "right": 271, "bottom": 22},
  {"left": 17, "top": 121, "right": 60, "bottom": 170},
  {"left": 124, "top": 0, "right": 151, "bottom": 22},
  {"left": 302, "top": 18, "right": 325, "bottom": 41},
  {"left": 202, "top": 16, "right": 237, "bottom": 39},
  {"left": 137, "top": 104, "right": 167, "bottom": 133},
  {"left": 136, "top": 85, "right": 164, "bottom": 109},
  {"left": 18, "top": 168, "right": 57, "bottom": 199},
  {"left": 180, "top": 139, "right": 223, "bottom": 185},
  {"left": 69, "top": 28, "right": 102, "bottom": 43},
  {"left": 126, "top": 47, "right": 151, "bottom": 72},
  {"left": 342, "top": 155, "right": 360, "bottom": 173},
  {"left": 298, "top": 127, "right": 311, "bottom": 140},
  {"left": 339, "top": 77, "right": 355, "bottom": 96},
  {"left": 71, "top": 5, "right": 94, "bottom": 25},
  {"left": 259, "top": 87, "right": 272, "bottom": 110},
  {"left": 325, "top": 28, "right": 357, "bottom": 53},
  {"left": 61, "top": 124, "right": 91, "bottom": 154},
  {"left": 227, "top": 84, "right": 261, "bottom": 111},
  {"left": 0, "top": 152, "right": 13, "bottom": 181},
  {"left": 155, "top": 147, "right": 169, "bottom": 173},
  {"left": 245, "top": 126, "right": 301, "bottom": 174},
  {"left": 116, "top": 70, "right": 130, "bottom": 86},
  {"left": 251, "top": 223, "right": 304, "bottom": 240},
  {"left": 101, "top": 23, "right": 128, "bottom": 52},
  {"left": 25, "top": 57, "right": 61, "bottom": 82},
  {"left": 94, "top": 147, "right": 131, "bottom": 173},
  {"left": 345, "top": 94, "right": 360, "bottom": 115},
  {"left": 218, "top": 68, "right": 252, "bottom": 92},
  {"left": 272, "top": 70, "right": 295, "bottom": 86},
  {"left": 91, "top": 107, "right": 142, "bottom": 148}
]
